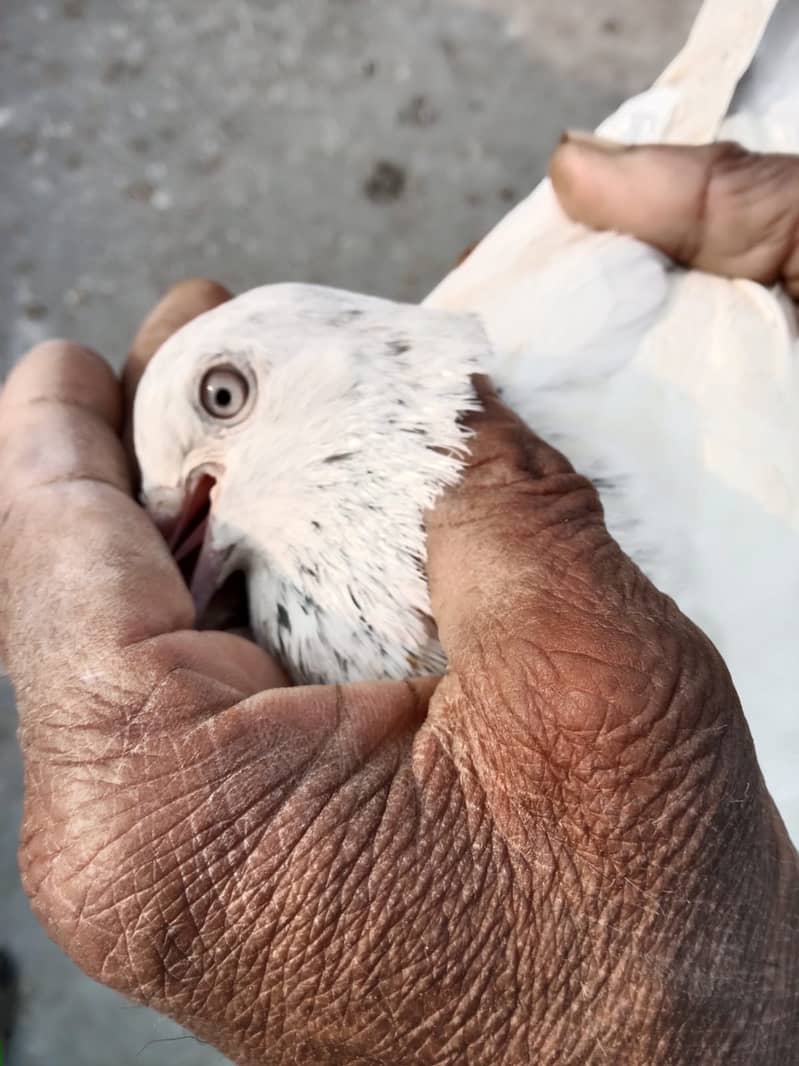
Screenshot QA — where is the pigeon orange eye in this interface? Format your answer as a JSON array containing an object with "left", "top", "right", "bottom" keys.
[{"left": 200, "top": 367, "right": 249, "bottom": 419}]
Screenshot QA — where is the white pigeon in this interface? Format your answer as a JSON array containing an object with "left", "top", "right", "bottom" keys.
[{"left": 134, "top": 0, "right": 799, "bottom": 840}]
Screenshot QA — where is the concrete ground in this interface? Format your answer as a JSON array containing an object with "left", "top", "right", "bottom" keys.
[{"left": 0, "top": 1, "right": 699, "bottom": 1062}]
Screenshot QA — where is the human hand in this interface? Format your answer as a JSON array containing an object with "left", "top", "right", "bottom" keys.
[
  {"left": 1, "top": 142, "right": 798, "bottom": 1064},
  {"left": 550, "top": 136, "right": 799, "bottom": 298}
]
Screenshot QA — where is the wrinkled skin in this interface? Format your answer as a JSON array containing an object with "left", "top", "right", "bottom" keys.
[{"left": 1, "top": 142, "right": 798, "bottom": 1065}]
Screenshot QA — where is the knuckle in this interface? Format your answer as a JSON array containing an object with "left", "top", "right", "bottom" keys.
[{"left": 703, "top": 143, "right": 799, "bottom": 281}]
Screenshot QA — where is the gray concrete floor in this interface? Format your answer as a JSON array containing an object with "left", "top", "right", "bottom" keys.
[{"left": 0, "top": 1, "right": 699, "bottom": 1062}]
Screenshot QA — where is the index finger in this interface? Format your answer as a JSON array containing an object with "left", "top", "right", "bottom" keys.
[
  {"left": 0, "top": 341, "right": 194, "bottom": 681},
  {"left": 550, "top": 139, "right": 799, "bottom": 299}
]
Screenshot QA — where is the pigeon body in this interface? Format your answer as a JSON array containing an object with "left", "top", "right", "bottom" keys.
[{"left": 134, "top": 0, "right": 799, "bottom": 837}]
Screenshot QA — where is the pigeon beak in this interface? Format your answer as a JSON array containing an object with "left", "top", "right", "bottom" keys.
[
  {"left": 159, "top": 471, "right": 216, "bottom": 556},
  {"left": 187, "top": 521, "right": 236, "bottom": 621},
  {"left": 146, "top": 469, "right": 233, "bottom": 621}
]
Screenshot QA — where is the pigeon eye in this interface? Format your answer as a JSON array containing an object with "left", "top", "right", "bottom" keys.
[{"left": 200, "top": 367, "right": 249, "bottom": 419}]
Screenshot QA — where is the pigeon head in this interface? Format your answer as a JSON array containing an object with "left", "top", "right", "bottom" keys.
[{"left": 133, "top": 283, "right": 487, "bottom": 684}]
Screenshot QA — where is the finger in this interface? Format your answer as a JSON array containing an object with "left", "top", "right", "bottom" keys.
[
  {"left": 0, "top": 340, "right": 126, "bottom": 495},
  {"left": 123, "top": 278, "right": 232, "bottom": 428},
  {"left": 550, "top": 138, "right": 799, "bottom": 299},
  {"left": 0, "top": 341, "right": 190, "bottom": 675}
]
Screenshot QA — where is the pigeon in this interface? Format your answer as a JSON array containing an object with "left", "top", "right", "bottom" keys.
[
  {"left": 134, "top": 0, "right": 799, "bottom": 837},
  {"left": 135, "top": 289, "right": 483, "bottom": 683}
]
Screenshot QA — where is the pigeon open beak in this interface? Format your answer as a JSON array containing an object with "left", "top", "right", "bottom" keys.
[{"left": 149, "top": 469, "right": 233, "bottom": 621}]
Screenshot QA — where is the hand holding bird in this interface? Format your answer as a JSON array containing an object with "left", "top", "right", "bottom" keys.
[
  {"left": 130, "top": 1, "right": 799, "bottom": 850},
  {"left": 1, "top": 142, "right": 797, "bottom": 1066}
]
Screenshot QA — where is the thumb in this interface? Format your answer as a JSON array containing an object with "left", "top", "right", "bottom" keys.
[
  {"left": 425, "top": 377, "right": 636, "bottom": 678},
  {"left": 550, "top": 137, "right": 799, "bottom": 300},
  {"left": 422, "top": 379, "right": 757, "bottom": 862}
]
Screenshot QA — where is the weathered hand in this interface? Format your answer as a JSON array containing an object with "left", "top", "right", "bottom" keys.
[
  {"left": 550, "top": 136, "right": 799, "bottom": 298},
  {"left": 1, "top": 140, "right": 797, "bottom": 1065}
]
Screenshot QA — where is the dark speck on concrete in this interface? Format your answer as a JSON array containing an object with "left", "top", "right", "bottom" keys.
[
  {"left": 44, "top": 59, "right": 69, "bottom": 82},
  {"left": 362, "top": 59, "right": 377, "bottom": 77},
  {"left": 125, "top": 178, "right": 156, "bottom": 203},
  {"left": 128, "top": 135, "right": 150, "bottom": 154},
  {"left": 398, "top": 94, "right": 439, "bottom": 128},
  {"left": 23, "top": 302, "right": 48, "bottom": 321},
  {"left": 219, "top": 115, "right": 242, "bottom": 140},
  {"left": 14, "top": 133, "right": 36, "bottom": 158},
  {"left": 62, "top": 0, "right": 86, "bottom": 17},
  {"left": 602, "top": 16, "right": 622, "bottom": 34},
  {"left": 193, "top": 152, "right": 225, "bottom": 176},
  {"left": 499, "top": 185, "right": 517, "bottom": 203},
  {"left": 102, "top": 57, "right": 145, "bottom": 84},
  {"left": 363, "top": 160, "right": 406, "bottom": 204}
]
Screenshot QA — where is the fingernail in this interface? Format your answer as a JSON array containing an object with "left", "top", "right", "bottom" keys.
[{"left": 560, "top": 129, "right": 628, "bottom": 154}]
